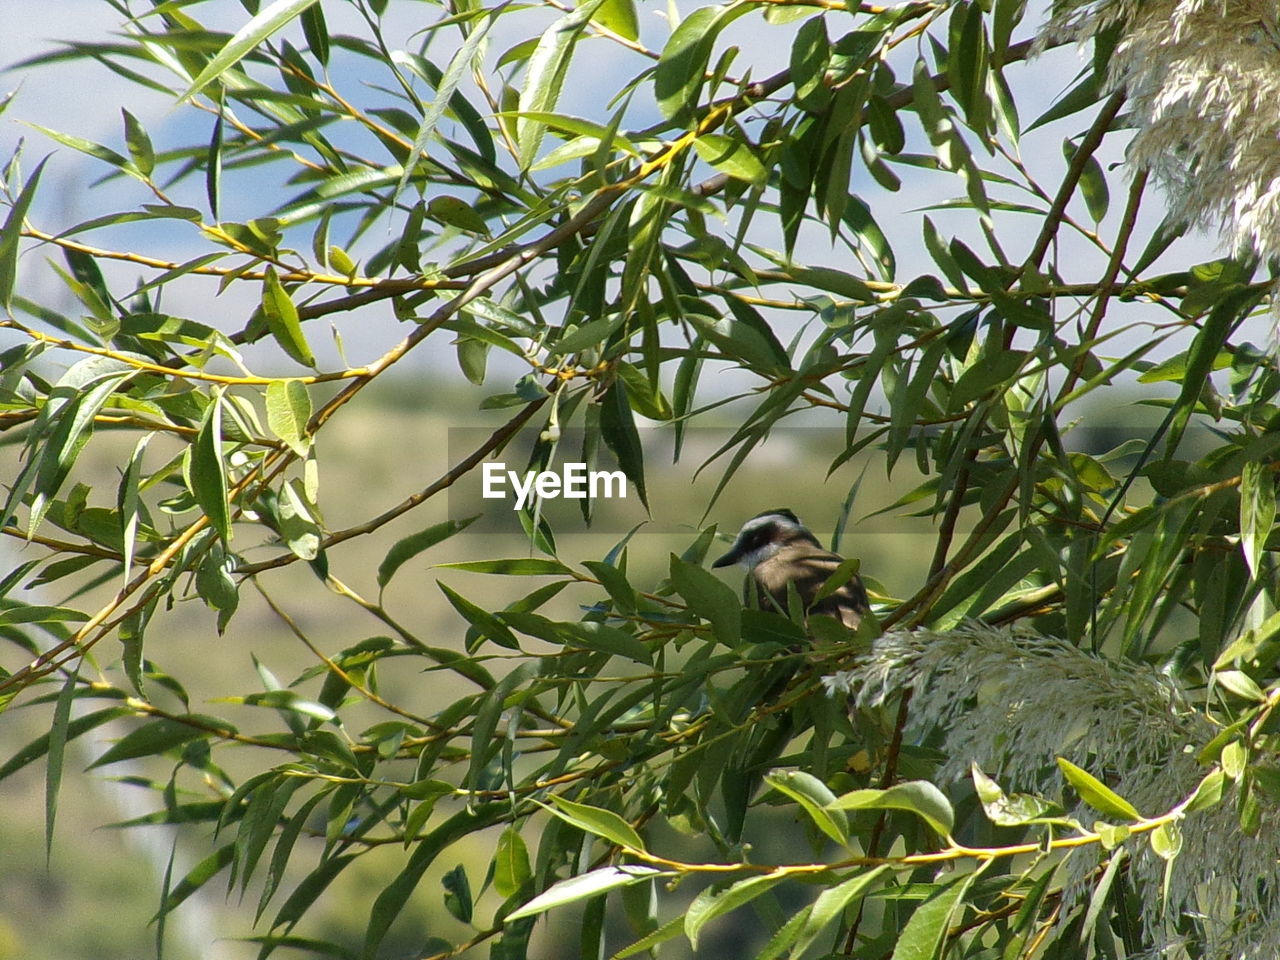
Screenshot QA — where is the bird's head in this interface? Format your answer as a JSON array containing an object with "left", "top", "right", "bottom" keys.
[{"left": 712, "top": 508, "right": 819, "bottom": 570}]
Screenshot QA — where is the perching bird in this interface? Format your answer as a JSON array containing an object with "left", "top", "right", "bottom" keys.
[{"left": 712, "top": 508, "right": 868, "bottom": 629}]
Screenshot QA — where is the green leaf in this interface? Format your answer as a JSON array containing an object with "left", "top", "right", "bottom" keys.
[
  {"left": 790, "top": 16, "right": 831, "bottom": 111},
  {"left": 261, "top": 267, "right": 316, "bottom": 367},
  {"left": 393, "top": 16, "right": 492, "bottom": 203},
  {"left": 888, "top": 872, "right": 976, "bottom": 960},
  {"left": 191, "top": 391, "right": 232, "bottom": 544},
  {"left": 154, "top": 843, "right": 236, "bottom": 921},
  {"left": 1214, "top": 669, "right": 1265, "bottom": 702},
  {"left": 692, "top": 133, "right": 766, "bottom": 184},
  {"left": 560, "top": 621, "right": 652, "bottom": 665},
  {"left": 829, "top": 781, "right": 955, "bottom": 839},
  {"left": 182, "top": 0, "right": 322, "bottom": 101},
  {"left": 0, "top": 605, "right": 90, "bottom": 627},
  {"left": 24, "top": 124, "right": 129, "bottom": 172},
  {"left": 439, "top": 582, "right": 521, "bottom": 650},
  {"left": 546, "top": 314, "right": 627, "bottom": 357},
  {"left": 545, "top": 795, "right": 646, "bottom": 851},
  {"left": 89, "top": 717, "right": 217, "bottom": 768},
  {"left": 493, "top": 827, "right": 532, "bottom": 898},
  {"left": 437, "top": 558, "right": 571, "bottom": 576},
  {"left": 46, "top": 668, "right": 78, "bottom": 857},
  {"left": 1027, "top": 73, "right": 1100, "bottom": 131},
  {"left": 1057, "top": 757, "right": 1142, "bottom": 822},
  {"left": 654, "top": 4, "right": 752, "bottom": 123},
  {"left": 427, "top": 195, "right": 490, "bottom": 235},
  {"left": 442, "top": 863, "right": 473, "bottom": 924},
  {"left": 765, "top": 770, "right": 848, "bottom": 845},
  {"left": 791, "top": 866, "right": 890, "bottom": 959},
  {"left": 0, "top": 156, "right": 47, "bottom": 310},
  {"left": 266, "top": 379, "right": 312, "bottom": 456},
  {"left": 1183, "top": 768, "right": 1225, "bottom": 814},
  {"left": 505, "top": 865, "right": 663, "bottom": 922},
  {"left": 117, "top": 433, "right": 152, "bottom": 586},
  {"left": 1150, "top": 820, "right": 1182, "bottom": 860},
  {"left": 121, "top": 109, "right": 154, "bottom": 177},
  {"left": 582, "top": 559, "right": 637, "bottom": 614},
  {"left": 685, "top": 871, "right": 788, "bottom": 949},
  {"left": 1241, "top": 459, "right": 1275, "bottom": 579},
  {"left": 599, "top": 380, "right": 648, "bottom": 509},
  {"left": 615, "top": 915, "right": 685, "bottom": 958},
  {"left": 0, "top": 707, "right": 130, "bottom": 782},
  {"left": 971, "top": 764, "right": 1064, "bottom": 827},
  {"left": 378, "top": 516, "right": 478, "bottom": 589},
  {"left": 593, "top": 0, "right": 639, "bottom": 41},
  {"left": 516, "top": 0, "right": 605, "bottom": 167},
  {"left": 8, "top": 369, "right": 132, "bottom": 538},
  {"left": 669, "top": 555, "right": 741, "bottom": 646},
  {"left": 1063, "top": 138, "right": 1109, "bottom": 223}
]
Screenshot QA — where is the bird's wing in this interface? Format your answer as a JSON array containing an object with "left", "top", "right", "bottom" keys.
[{"left": 754, "top": 547, "right": 867, "bottom": 627}]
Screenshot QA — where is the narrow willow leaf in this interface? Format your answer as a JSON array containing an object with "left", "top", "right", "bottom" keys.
[
  {"left": 23, "top": 123, "right": 129, "bottom": 172},
  {"left": 46, "top": 667, "right": 79, "bottom": 858},
  {"left": 692, "top": 133, "right": 766, "bottom": 184},
  {"left": 0, "top": 605, "right": 90, "bottom": 627},
  {"left": 117, "top": 433, "right": 152, "bottom": 585},
  {"left": 191, "top": 390, "right": 232, "bottom": 544},
  {"left": 0, "top": 707, "right": 130, "bottom": 781},
  {"left": 516, "top": 0, "right": 605, "bottom": 167},
  {"left": 561, "top": 621, "right": 651, "bottom": 665},
  {"left": 23, "top": 371, "right": 132, "bottom": 538},
  {"left": 790, "top": 16, "right": 830, "bottom": 111},
  {"left": 437, "top": 558, "right": 571, "bottom": 576},
  {"left": 599, "top": 380, "right": 648, "bottom": 508},
  {"left": 206, "top": 102, "right": 223, "bottom": 219},
  {"left": 765, "top": 770, "right": 848, "bottom": 845},
  {"left": 685, "top": 871, "right": 788, "bottom": 949},
  {"left": 593, "top": 0, "right": 639, "bottom": 41},
  {"left": 377, "top": 515, "right": 478, "bottom": 589},
  {"left": 791, "top": 866, "right": 890, "bottom": 959},
  {"left": 615, "top": 914, "right": 685, "bottom": 958},
  {"left": 300, "top": 3, "right": 329, "bottom": 64},
  {"left": 829, "top": 780, "right": 955, "bottom": 839},
  {"left": 393, "top": 16, "right": 492, "bottom": 202},
  {"left": 153, "top": 843, "right": 236, "bottom": 920},
  {"left": 121, "top": 108, "right": 154, "bottom": 177},
  {"left": 546, "top": 795, "right": 646, "bottom": 851},
  {"left": 505, "top": 865, "right": 663, "bottom": 922},
  {"left": 1241, "top": 459, "right": 1275, "bottom": 578},
  {"left": 261, "top": 267, "right": 316, "bottom": 367},
  {"left": 1080, "top": 848, "right": 1125, "bottom": 955},
  {"left": 182, "top": 0, "right": 322, "bottom": 100},
  {"left": 465, "top": 662, "right": 533, "bottom": 792},
  {"left": 1057, "top": 757, "right": 1142, "bottom": 822},
  {"left": 439, "top": 582, "right": 520, "bottom": 650},
  {"left": 669, "top": 554, "right": 740, "bottom": 646},
  {"left": 1184, "top": 769, "right": 1226, "bottom": 814},
  {"left": 89, "top": 717, "right": 218, "bottom": 768},
  {"left": 654, "top": 4, "right": 751, "bottom": 123},
  {"left": 272, "top": 852, "right": 358, "bottom": 930},
  {"left": 889, "top": 872, "right": 977, "bottom": 960}
]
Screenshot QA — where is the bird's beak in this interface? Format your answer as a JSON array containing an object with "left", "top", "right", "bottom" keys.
[{"left": 711, "top": 543, "right": 740, "bottom": 568}]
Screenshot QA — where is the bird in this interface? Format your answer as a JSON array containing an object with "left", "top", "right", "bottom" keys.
[{"left": 712, "top": 508, "right": 868, "bottom": 629}]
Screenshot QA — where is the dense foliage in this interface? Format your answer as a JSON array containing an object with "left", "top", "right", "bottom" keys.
[{"left": 3, "top": 0, "right": 1280, "bottom": 957}]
